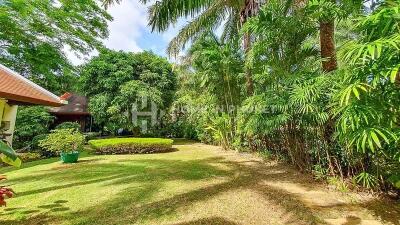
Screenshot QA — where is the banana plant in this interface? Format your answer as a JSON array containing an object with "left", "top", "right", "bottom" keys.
[{"left": 0, "top": 140, "right": 21, "bottom": 168}]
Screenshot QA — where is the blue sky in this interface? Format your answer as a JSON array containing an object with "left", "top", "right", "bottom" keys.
[{"left": 67, "top": 0, "right": 182, "bottom": 65}]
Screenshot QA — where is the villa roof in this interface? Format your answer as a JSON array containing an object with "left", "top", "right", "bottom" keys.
[
  {"left": 0, "top": 64, "right": 65, "bottom": 107},
  {"left": 49, "top": 92, "right": 90, "bottom": 115}
]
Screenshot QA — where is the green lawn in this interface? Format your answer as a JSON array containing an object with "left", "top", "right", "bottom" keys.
[
  {"left": 0, "top": 143, "right": 238, "bottom": 225},
  {"left": 0, "top": 141, "right": 399, "bottom": 225}
]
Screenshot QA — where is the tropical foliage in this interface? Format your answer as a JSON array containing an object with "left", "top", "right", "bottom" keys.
[
  {"left": 55, "top": 122, "right": 81, "bottom": 132},
  {"left": 153, "top": 0, "right": 400, "bottom": 192}
]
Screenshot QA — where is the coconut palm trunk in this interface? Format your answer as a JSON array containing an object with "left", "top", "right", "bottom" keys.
[
  {"left": 320, "top": 19, "right": 337, "bottom": 72},
  {"left": 291, "top": 0, "right": 338, "bottom": 72},
  {"left": 240, "top": 0, "right": 260, "bottom": 95}
]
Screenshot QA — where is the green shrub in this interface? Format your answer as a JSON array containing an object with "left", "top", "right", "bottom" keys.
[
  {"left": 17, "top": 152, "right": 42, "bottom": 162},
  {"left": 13, "top": 106, "right": 54, "bottom": 149},
  {"left": 89, "top": 138, "right": 174, "bottom": 155},
  {"left": 55, "top": 122, "right": 81, "bottom": 131},
  {"left": 83, "top": 132, "right": 101, "bottom": 142},
  {"left": 39, "top": 129, "right": 85, "bottom": 154},
  {"left": 31, "top": 134, "right": 57, "bottom": 158}
]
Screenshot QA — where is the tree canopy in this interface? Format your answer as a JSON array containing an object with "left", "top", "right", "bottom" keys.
[{"left": 0, "top": 0, "right": 112, "bottom": 93}]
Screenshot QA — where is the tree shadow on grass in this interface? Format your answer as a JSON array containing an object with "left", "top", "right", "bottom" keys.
[
  {"left": 0, "top": 200, "right": 69, "bottom": 219},
  {"left": 1, "top": 153, "right": 399, "bottom": 225},
  {"left": 362, "top": 198, "right": 400, "bottom": 225},
  {"left": 61, "top": 159, "right": 325, "bottom": 225}
]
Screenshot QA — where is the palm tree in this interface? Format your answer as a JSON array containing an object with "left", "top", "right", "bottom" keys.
[
  {"left": 102, "top": 0, "right": 260, "bottom": 95},
  {"left": 319, "top": 0, "right": 337, "bottom": 72},
  {"left": 291, "top": 0, "right": 363, "bottom": 72}
]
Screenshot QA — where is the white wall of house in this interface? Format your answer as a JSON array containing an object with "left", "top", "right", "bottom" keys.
[{"left": 0, "top": 98, "right": 18, "bottom": 146}]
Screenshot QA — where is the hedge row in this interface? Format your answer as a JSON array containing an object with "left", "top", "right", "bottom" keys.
[{"left": 88, "top": 138, "right": 174, "bottom": 155}]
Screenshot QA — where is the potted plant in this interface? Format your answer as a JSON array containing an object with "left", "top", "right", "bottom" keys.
[{"left": 39, "top": 129, "right": 85, "bottom": 163}]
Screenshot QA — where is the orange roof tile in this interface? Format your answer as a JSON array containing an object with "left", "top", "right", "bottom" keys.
[{"left": 0, "top": 64, "right": 65, "bottom": 107}]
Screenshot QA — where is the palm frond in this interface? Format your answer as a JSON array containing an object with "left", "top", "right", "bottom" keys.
[
  {"left": 148, "top": 0, "right": 215, "bottom": 32},
  {"left": 166, "top": 0, "right": 228, "bottom": 57}
]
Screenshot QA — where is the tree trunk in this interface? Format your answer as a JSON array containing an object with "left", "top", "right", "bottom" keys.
[
  {"left": 243, "top": 32, "right": 254, "bottom": 95},
  {"left": 319, "top": 20, "right": 337, "bottom": 72},
  {"left": 240, "top": 0, "right": 259, "bottom": 96}
]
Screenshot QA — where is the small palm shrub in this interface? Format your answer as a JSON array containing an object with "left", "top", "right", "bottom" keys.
[
  {"left": 89, "top": 138, "right": 174, "bottom": 154},
  {"left": 39, "top": 129, "right": 85, "bottom": 154}
]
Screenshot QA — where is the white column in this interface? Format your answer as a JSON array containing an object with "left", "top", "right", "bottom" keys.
[
  {"left": 0, "top": 99, "right": 5, "bottom": 124},
  {"left": 2, "top": 103, "right": 18, "bottom": 146}
]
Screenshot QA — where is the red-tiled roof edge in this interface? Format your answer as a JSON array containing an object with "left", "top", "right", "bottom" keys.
[
  {"left": 60, "top": 92, "right": 73, "bottom": 100},
  {"left": 0, "top": 64, "right": 67, "bottom": 106}
]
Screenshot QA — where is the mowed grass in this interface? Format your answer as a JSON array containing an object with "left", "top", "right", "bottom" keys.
[
  {"left": 0, "top": 143, "right": 240, "bottom": 225},
  {"left": 1, "top": 141, "right": 399, "bottom": 225}
]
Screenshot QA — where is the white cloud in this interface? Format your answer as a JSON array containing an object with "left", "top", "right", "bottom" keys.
[
  {"left": 65, "top": 0, "right": 186, "bottom": 65},
  {"left": 66, "top": 0, "right": 150, "bottom": 65},
  {"left": 104, "top": 0, "right": 147, "bottom": 52},
  {"left": 161, "top": 20, "right": 186, "bottom": 43}
]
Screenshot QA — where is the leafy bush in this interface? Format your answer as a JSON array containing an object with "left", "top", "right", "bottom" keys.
[
  {"left": 13, "top": 106, "right": 54, "bottom": 149},
  {"left": 31, "top": 134, "right": 57, "bottom": 158},
  {"left": 39, "top": 129, "right": 85, "bottom": 154},
  {"left": 89, "top": 138, "right": 174, "bottom": 154},
  {"left": 55, "top": 122, "right": 81, "bottom": 131}
]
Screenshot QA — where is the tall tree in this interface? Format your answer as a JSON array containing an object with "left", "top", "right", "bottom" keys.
[
  {"left": 240, "top": 0, "right": 260, "bottom": 94},
  {"left": 0, "top": 0, "right": 112, "bottom": 93},
  {"left": 80, "top": 50, "right": 177, "bottom": 133}
]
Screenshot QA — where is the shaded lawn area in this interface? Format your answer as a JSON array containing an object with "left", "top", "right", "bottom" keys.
[{"left": 1, "top": 143, "right": 399, "bottom": 225}]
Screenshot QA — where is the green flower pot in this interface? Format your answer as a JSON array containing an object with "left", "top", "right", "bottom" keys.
[{"left": 60, "top": 151, "right": 79, "bottom": 163}]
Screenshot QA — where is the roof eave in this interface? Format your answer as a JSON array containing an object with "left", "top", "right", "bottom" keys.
[{"left": 0, "top": 92, "right": 66, "bottom": 107}]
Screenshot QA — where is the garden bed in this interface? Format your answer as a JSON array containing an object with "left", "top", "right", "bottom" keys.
[{"left": 88, "top": 138, "right": 174, "bottom": 155}]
